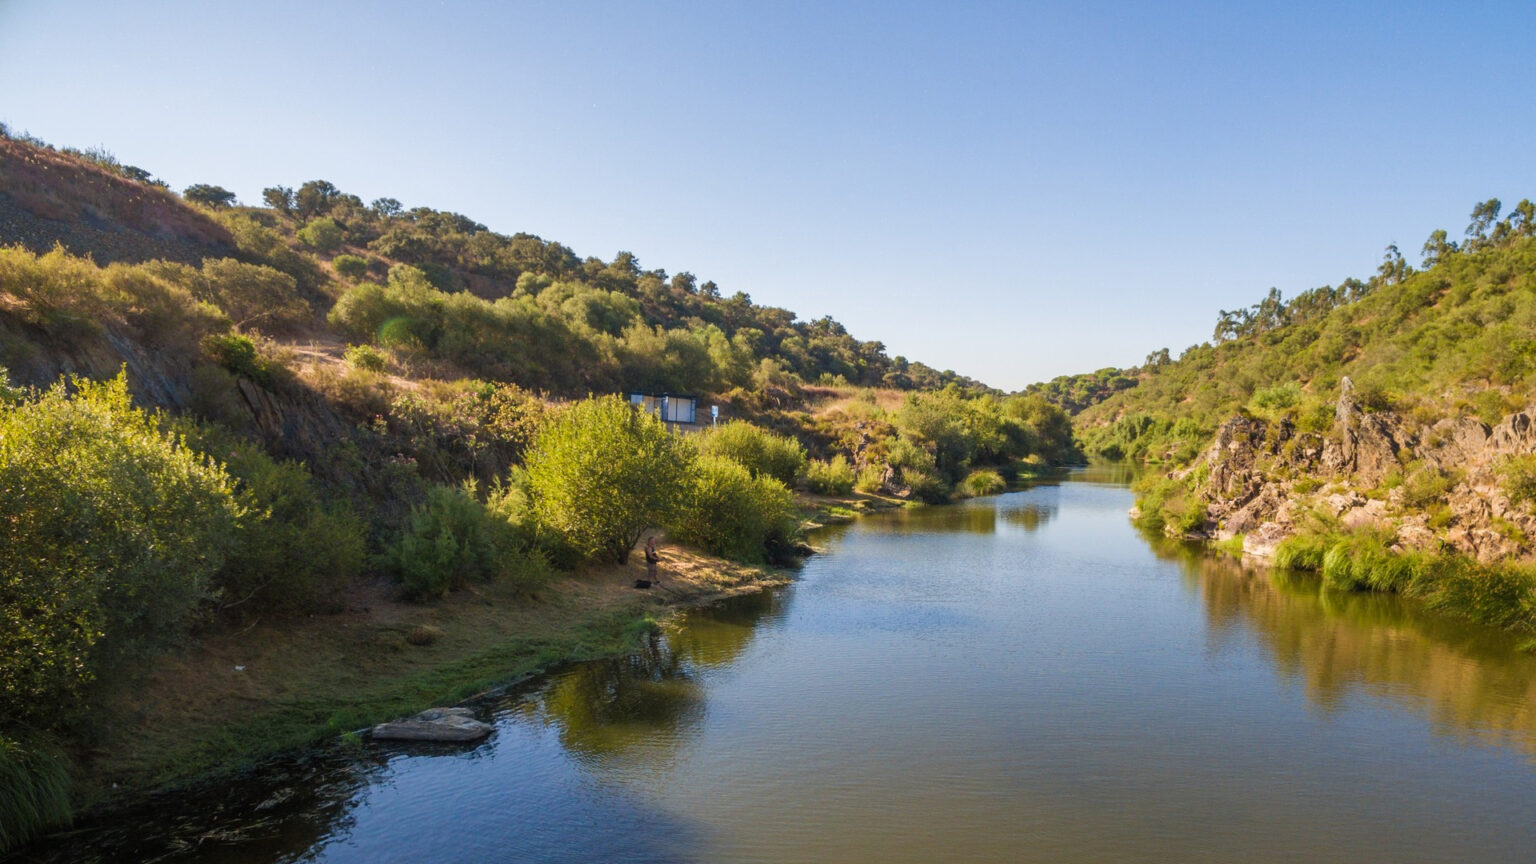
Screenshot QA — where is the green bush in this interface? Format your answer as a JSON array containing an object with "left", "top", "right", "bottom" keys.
[
  {"left": 345, "top": 343, "right": 388, "bottom": 372},
  {"left": 696, "top": 421, "right": 806, "bottom": 486},
  {"left": 669, "top": 455, "right": 795, "bottom": 563},
  {"left": 1247, "top": 382, "right": 1301, "bottom": 417},
  {"left": 202, "top": 332, "right": 271, "bottom": 385},
  {"left": 0, "top": 374, "right": 239, "bottom": 730},
  {"left": 1501, "top": 455, "right": 1536, "bottom": 507},
  {"left": 298, "top": 217, "right": 345, "bottom": 251},
  {"left": 854, "top": 461, "right": 887, "bottom": 494},
  {"left": 332, "top": 254, "right": 370, "bottom": 280},
  {"left": 903, "top": 469, "right": 950, "bottom": 503},
  {"left": 962, "top": 469, "right": 1007, "bottom": 497},
  {"left": 388, "top": 480, "right": 540, "bottom": 600},
  {"left": 805, "top": 455, "right": 855, "bottom": 494},
  {"left": 526, "top": 396, "right": 690, "bottom": 564},
  {"left": 173, "top": 422, "right": 366, "bottom": 616}
]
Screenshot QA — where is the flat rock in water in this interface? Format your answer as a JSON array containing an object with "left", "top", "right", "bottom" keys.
[{"left": 371, "top": 707, "right": 494, "bottom": 742}]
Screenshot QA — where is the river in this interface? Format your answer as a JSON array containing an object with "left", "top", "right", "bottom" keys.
[{"left": 18, "top": 466, "right": 1536, "bottom": 862}]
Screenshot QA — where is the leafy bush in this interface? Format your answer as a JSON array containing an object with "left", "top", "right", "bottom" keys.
[
  {"left": 854, "top": 461, "right": 887, "bottom": 494},
  {"left": 201, "top": 332, "right": 271, "bottom": 384},
  {"left": 903, "top": 469, "right": 950, "bottom": 504},
  {"left": 695, "top": 421, "right": 807, "bottom": 486},
  {"left": 193, "top": 258, "right": 308, "bottom": 329},
  {"left": 345, "top": 343, "right": 388, "bottom": 373},
  {"left": 173, "top": 422, "right": 366, "bottom": 616},
  {"left": 1273, "top": 533, "right": 1332, "bottom": 570},
  {"left": 526, "top": 396, "right": 690, "bottom": 564},
  {"left": 0, "top": 374, "right": 238, "bottom": 729},
  {"left": 962, "top": 469, "right": 1007, "bottom": 497},
  {"left": 1501, "top": 454, "right": 1536, "bottom": 507},
  {"left": 669, "top": 455, "right": 795, "bottom": 563},
  {"left": 387, "top": 480, "right": 537, "bottom": 600},
  {"left": 805, "top": 455, "right": 855, "bottom": 494},
  {"left": 331, "top": 254, "right": 370, "bottom": 280},
  {"left": 1247, "top": 382, "right": 1301, "bottom": 417},
  {"left": 298, "top": 217, "right": 345, "bottom": 251}
]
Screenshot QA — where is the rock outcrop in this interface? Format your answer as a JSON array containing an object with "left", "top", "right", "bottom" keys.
[{"left": 1175, "top": 377, "right": 1536, "bottom": 563}]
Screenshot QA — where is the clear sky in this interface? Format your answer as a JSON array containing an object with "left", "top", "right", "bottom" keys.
[{"left": 3, "top": 1, "right": 1534, "bottom": 390}]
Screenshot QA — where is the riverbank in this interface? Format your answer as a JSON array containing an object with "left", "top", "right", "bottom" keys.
[{"left": 75, "top": 540, "right": 792, "bottom": 809}]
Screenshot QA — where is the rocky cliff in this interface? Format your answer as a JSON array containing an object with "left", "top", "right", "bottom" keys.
[{"left": 1181, "top": 377, "right": 1536, "bottom": 563}]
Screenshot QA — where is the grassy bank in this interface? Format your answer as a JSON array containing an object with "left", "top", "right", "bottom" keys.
[{"left": 75, "top": 544, "right": 787, "bottom": 807}]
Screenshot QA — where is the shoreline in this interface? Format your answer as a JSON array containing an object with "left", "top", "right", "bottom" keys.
[{"left": 73, "top": 542, "right": 795, "bottom": 812}]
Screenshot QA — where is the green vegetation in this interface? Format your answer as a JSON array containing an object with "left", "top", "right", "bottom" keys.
[
  {"left": 805, "top": 455, "right": 856, "bottom": 494},
  {"left": 696, "top": 420, "right": 807, "bottom": 486},
  {"left": 525, "top": 396, "right": 690, "bottom": 564},
  {"left": 669, "top": 455, "right": 796, "bottom": 564}
]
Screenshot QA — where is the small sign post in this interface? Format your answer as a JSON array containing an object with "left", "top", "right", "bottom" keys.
[{"left": 711, "top": 405, "right": 719, "bottom": 427}]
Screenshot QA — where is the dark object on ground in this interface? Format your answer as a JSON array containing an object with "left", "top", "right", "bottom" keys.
[{"left": 633, "top": 579, "right": 652, "bottom": 589}]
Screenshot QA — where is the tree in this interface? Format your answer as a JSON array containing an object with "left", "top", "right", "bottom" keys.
[
  {"left": 183, "top": 184, "right": 236, "bottom": 208},
  {"left": 1466, "top": 198, "right": 1501, "bottom": 247},
  {"left": 525, "top": 396, "right": 690, "bottom": 564},
  {"left": 294, "top": 180, "right": 341, "bottom": 219},
  {"left": 262, "top": 185, "right": 294, "bottom": 214},
  {"left": 1421, "top": 229, "right": 1457, "bottom": 267},
  {"left": 370, "top": 197, "right": 402, "bottom": 219}
]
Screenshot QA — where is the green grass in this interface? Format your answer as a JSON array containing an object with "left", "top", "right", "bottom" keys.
[{"left": 0, "top": 733, "right": 72, "bottom": 854}]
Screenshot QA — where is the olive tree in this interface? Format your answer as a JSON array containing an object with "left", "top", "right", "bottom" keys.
[{"left": 525, "top": 396, "right": 689, "bottom": 564}]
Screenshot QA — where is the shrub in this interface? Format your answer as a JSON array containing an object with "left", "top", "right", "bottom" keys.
[
  {"left": 962, "top": 469, "right": 1007, "bottom": 497},
  {"left": 194, "top": 258, "right": 308, "bottom": 329},
  {"left": 172, "top": 422, "right": 366, "bottom": 616},
  {"left": 332, "top": 254, "right": 370, "bottom": 280},
  {"left": 0, "top": 374, "right": 238, "bottom": 729},
  {"left": 526, "top": 396, "right": 690, "bottom": 564},
  {"left": 298, "top": 217, "right": 345, "bottom": 251},
  {"left": 903, "top": 469, "right": 950, "bottom": 504},
  {"left": 854, "top": 461, "right": 887, "bottom": 494},
  {"left": 695, "top": 421, "right": 806, "bottom": 486},
  {"left": 202, "top": 332, "right": 271, "bottom": 384},
  {"left": 387, "top": 480, "right": 530, "bottom": 600},
  {"left": 1247, "top": 382, "right": 1301, "bottom": 417},
  {"left": 1501, "top": 455, "right": 1536, "bottom": 507},
  {"left": 345, "top": 343, "right": 388, "bottom": 373},
  {"left": 669, "top": 455, "right": 795, "bottom": 563},
  {"left": 806, "top": 456, "right": 855, "bottom": 495}
]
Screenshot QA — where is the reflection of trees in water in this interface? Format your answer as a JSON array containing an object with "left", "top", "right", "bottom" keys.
[
  {"left": 996, "top": 502, "right": 1057, "bottom": 533},
  {"left": 1150, "top": 536, "right": 1536, "bottom": 758},
  {"left": 534, "top": 635, "right": 705, "bottom": 765},
  {"left": 18, "top": 746, "right": 391, "bottom": 864},
  {"left": 533, "top": 587, "right": 787, "bottom": 764}
]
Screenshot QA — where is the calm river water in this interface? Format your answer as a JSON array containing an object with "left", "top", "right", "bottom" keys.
[{"left": 19, "top": 467, "right": 1536, "bottom": 862}]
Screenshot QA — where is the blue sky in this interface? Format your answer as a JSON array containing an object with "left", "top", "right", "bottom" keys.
[{"left": 3, "top": 1, "right": 1533, "bottom": 390}]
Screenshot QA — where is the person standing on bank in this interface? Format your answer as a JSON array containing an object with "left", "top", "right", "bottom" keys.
[{"left": 644, "top": 537, "right": 660, "bottom": 583}]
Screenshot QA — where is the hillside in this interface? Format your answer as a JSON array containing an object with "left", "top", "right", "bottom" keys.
[
  {"left": 1068, "top": 198, "right": 1536, "bottom": 637},
  {"left": 0, "top": 130, "right": 1078, "bottom": 848}
]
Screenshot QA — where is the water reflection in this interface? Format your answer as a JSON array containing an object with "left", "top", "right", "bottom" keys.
[
  {"left": 1146, "top": 534, "right": 1536, "bottom": 758},
  {"left": 855, "top": 496, "right": 1059, "bottom": 536},
  {"left": 518, "top": 589, "right": 788, "bottom": 766},
  {"left": 11, "top": 747, "right": 389, "bottom": 864}
]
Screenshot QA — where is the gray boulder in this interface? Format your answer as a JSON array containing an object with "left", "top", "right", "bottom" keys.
[{"left": 371, "top": 707, "right": 494, "bottom": 742}]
